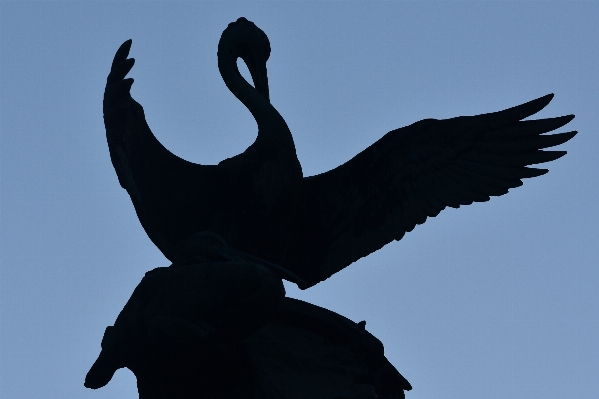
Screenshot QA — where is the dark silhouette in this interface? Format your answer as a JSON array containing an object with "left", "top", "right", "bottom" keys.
[
  {"left": 88, "top": 17, "right": 576, "bottom": 398},
  {"left": 84, "top": 231, "right": 411, "bottom": 398},
  {"left": 103, "top": 19, "right": 575, "bottom": 290},
  {"left": 86, "top": 254, "right": 411, "bottom": 398}
]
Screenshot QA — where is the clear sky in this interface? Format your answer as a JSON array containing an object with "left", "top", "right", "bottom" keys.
[{"left": 1, "top": 2, "right": 597, "bottom": 399}]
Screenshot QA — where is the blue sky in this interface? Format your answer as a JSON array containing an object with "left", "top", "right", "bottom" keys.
[{"left": 1, "top": 2, "right": 597, "bottom": 399}]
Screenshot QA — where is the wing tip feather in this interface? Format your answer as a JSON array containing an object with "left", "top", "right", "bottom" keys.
[{"left": 501, "top": 93, "right": 555, "bottom": 122}]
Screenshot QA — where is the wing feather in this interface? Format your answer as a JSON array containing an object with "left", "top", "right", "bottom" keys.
[
  {"left": 279, "top": 95, "right": 576, "bottom": 288},
  {"left": 104, "top": 40, "right": 226, "bottom": 262},
  {"left": 409, "top": 179, "right": 442, "bottom": 218}
]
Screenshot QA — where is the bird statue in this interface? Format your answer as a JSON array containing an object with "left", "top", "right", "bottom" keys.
[
  {"left": 88, "top": 17, "right": 576, "bottom": 398},
  {"left": 104, "top": 17, "right": 575, "bottom": 289}
]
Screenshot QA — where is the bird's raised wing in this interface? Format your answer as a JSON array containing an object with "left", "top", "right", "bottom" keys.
[
  {"left": 104, "top": 40, "right": 225, "bottom": 262},
  {"left": 279, "top": 94, "right": 576, "bottom": 288}
]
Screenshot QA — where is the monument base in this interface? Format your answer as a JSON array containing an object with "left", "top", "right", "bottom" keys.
[{"left": 133, "top": 298, "right": 411, "bottom": 399}]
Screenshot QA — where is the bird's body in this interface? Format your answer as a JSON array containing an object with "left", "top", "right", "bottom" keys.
[
  {"left": 104, "top": 17, "right": 576, "bottom": 289},
  {"left": 105, "top": 19, "right": 303, "bottom": 268}
]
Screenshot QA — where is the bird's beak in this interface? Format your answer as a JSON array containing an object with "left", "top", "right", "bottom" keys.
[{"left": 247, "top": 57, "right": 269, "bottom": 102}]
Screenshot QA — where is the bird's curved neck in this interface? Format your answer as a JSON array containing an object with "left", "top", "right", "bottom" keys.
[{"left": 218, "top": 54, "right": 292, "bottom": 147}]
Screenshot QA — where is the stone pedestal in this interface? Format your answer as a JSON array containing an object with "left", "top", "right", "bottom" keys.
[
  {"left": 88, "top": 296, "right": 411, "bottom": 399},
  {"left": 86, "top": 259, "right": 411, "bottom": 399},
  {"left": 132, "top": 298, "right": 410, "bottom": 399}
]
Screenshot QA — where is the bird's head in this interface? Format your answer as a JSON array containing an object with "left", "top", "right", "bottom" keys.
[{"left": 218, "top": 17, "right": 270, "bottom": 100}]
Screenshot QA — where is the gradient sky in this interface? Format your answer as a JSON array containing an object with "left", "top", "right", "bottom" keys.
[{"left": 1, "top": 2, "right": 597, "bottom": 399}]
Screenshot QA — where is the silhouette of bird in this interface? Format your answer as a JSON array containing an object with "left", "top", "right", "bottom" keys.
[{"left": 104, "top": 17, "right": 576, "bottom": 289}]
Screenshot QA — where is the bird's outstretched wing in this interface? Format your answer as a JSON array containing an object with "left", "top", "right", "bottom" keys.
[
  {"left": 104, "top": 40, "right": 225, "bottom": 262},
  {"left": 279, "top": 95, "right": 576, "bottom": 288}
]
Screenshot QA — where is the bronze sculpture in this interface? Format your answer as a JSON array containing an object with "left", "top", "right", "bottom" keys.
[{"left": 86, "top": 17, "right": 576, "bottom": 398}]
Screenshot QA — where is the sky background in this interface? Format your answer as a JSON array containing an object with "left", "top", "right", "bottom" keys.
[{"left": 1, "top": 2, "right": 597, "bottom": 399}]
